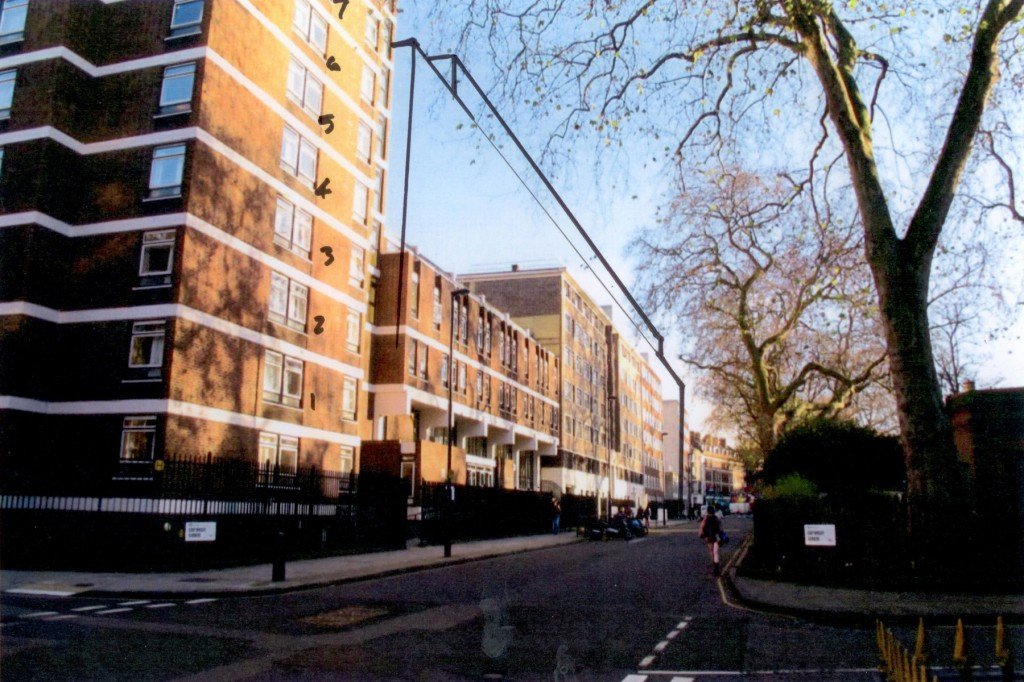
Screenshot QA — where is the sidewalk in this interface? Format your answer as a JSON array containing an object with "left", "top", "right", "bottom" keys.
[
  {"left": 723, "top": 536, "right": 1024, "bottom": 621},
  {"left": 0, "top": 532, "right": 582, "bottom": 599}
]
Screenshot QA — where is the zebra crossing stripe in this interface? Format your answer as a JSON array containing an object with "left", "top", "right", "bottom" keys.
[
  {"left": 20, "top": 611, "right": 59, "bottom": 619},
  {"left": 94, "top": 608, "right": 132, "bottom": 615},
  {"left": 71, "top": 605, "right": 107, "bottom": 612}
]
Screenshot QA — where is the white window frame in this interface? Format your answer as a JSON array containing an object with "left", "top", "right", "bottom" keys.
[
  {"left": 158, "top": 62, "right": 196, "bottom": 115},
  {"left": 345, "top": 310, "right": 361, "bottom": 352},
  {"left": 120, "top": 416, "right": 157, "bottom": 462},
  {"left": 0, "top": 0, "right": 28, "bottom": 45},
  {"left": 356, "top": 121, "right": 372, "bottom": 163},
  {"left": 273, "top": 197, "right": 312, "bottom": 256},
  {"left": 268, "top": 272, "right": 308, "bottom": 331},
  {"left": 263, "top": 351, "right": 303, "bottom": 408},
  {"left": 360, "top": 64, "right": 374, "bottom": 105},
  {"left": 293, "top": 0, "right": 327, "bottom": 54},
  {"left": 259, "top": 432, "right": 299, "bottom": 475},
  {"left": 128, "top": 320, "right": 166, "bottom": 368},
  {"left": 341, "top": 377, "right": 357, "bottom": 420},
  {"left": 1, "top": 69, "right": 15, "bottom": 119},
  {"left": 285, "top": 59, "right": 322, "bottom": 117},
  {"left": 139, "top": 230, "right": 176, "bottom": 276},
  {"left": 169, "top": 0, "right": 204, "bottom": 37},
  {"left": 148, "top": 143, "right": 186, "bottom": 198},
  {"left": 340, "top": 445, "right": 355, "bottom": 475},
  {"left": 349, "top": 246, "right": 364, "bottom": 287},
  {"left": 280, "top": 125, "right": 318, "bottom": 184},
  {"left": 377, "top": 67, "right": 390, "bottom": 110},
  {"left": 365, "top": 13, "right": 379, "bottom": 50},
  {"left": 352, "top": 181, "right": 368, "bottom": 224}
]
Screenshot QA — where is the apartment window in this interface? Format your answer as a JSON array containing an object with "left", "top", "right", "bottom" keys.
[
  {"left": 364, "top": 14, "right": 379, "bottom": 50},
  {"left": 148, "top": 144, "right": 186, "bottom": 198},
  {"left": 352, "top": 181, "right": 369, "bottom": 224},
  {"left": 128, "top": 321, "right": 166, "bottom": 368},
  {"left": 139, "top": 230, "right": 175, "bottom": 277},
  {"left": 441, "top": 353, "right": 450, "bottom": 388},
  {"left": 360, "top": 64, "right": 374, "bottom": 105},
  {"left": 410, "top": 270, "right": 420, "bottom": 319},
  {"left": 476, "top": 370, "right": 483, "bottom": 400},
  {"left": 349, "top": 246, "right": 364, "bottom": 287},
  {"left": 345, "top": 310, "right": 361, "bottom": 352},
  {"left": 286, "top": 59, "right": 323, "bottom": 116},
  {"left": 459, "top": 300, "right": 468, "bottom": 343},
  {"left": 484, "top": 317, "right": 491, "bottom": 355},
  {"left": 0, "top": 0, "right": 28, "bottom": 45},
  {"left": 169, "top": 0, "right": 204, "bottom": 37},
  {"left": 273, "top": 197, "right": 312, "bottom": 256},
  {"left": 407, "top": 340, "right": 418, "bottom": 377},
  {"left": 339, "top": 445, "right": 355, "bottom": 475},
  {"left": 377, "top": 114, "right": 388, "bottom": 159},
  {"left": 377, "top": 68, "right": 390, "bottom": 109},
  {"left": 158, "top": 62, "right": 196, "bottom": 115},
  {"left": 263, "top": 351, "right": 303, "bottom": 408},
  {"left": 458, "top": 361, "right": 467, "bottom": 393},
  {"left": 433, "top": 283, "right": 443, "bottom": 330},
  {"left": 356, "top": 122, "right": 372, "bottom": 162},
  {"left": 476, "top": 310, "right": 484, "bottom": 349},
  {"left": 293, "top": 0, "right": 327, "bottom": 53},
  {"left": 374, "top": 167, "right": 385, "bottom": 212},
  {"left": 0, "top": 148, "right": 5, "bottom": 176},
  {"left": 341, "top": 377, "right": 357, "bottom": 420},
  {"left": 418, "top": 343, "right": 428, "bottom": 379},
  {"left": 368, "top": 276, "right": 378, "bottom": 324},
  {"left": 120, "top": 416, "right": 157, "bottom": 462},
  {"left": 281, "top": 125, "right": 317, "bottom": 183},
  {"left": 268, "top": 271, "right": 309, "bottom": 331},
  {"left": 259, "top": 433, "right": 299, "bottom": 475}
]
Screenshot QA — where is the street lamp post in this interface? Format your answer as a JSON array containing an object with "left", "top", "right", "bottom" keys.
[{"left": 445, "top": 288, "right": 470, "bottom": 558}]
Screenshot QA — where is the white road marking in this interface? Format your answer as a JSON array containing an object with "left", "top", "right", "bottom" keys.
[
  {"left": 666, "top": 630, "right": 679, "bottom": 640},
  {"left": 639, "top": 655, "right": 656, "bottom": 668},
  {"left": 118, "top": 600, "right": 151, "bottom": 606},
  {"left": 43, "top": 614, "right": 79, "bottom": 621},
  {"left": 653, "top": 640, "right": 670, "bottom": 653},
  {"left": 145, "top": 603, "right": 177, "bottom": 609},
  {"left": 6, "top": 588, "right": 80, "bottom": 597},
  {"left": 622, "top": 675, "right": 648, "bottom": 682},
  {"left": 670, "top": 677, "right": 695, "bottom": 682},
  {"left": 676, "top": 620, "right": 688, "bottom": 629},
  {"left": 185, "top": 598, "right": 217, "bottom": 604},
  {"left": 71, "top": 605, "right": 106, "bottom": 612},
  {"left": 94, "top": 608, "right": 132, "bottom": 615},
  {"left": 20, "top": 611, "right": 59, "bottom": 619}
]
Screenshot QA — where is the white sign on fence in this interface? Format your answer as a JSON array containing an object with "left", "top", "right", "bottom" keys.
[
  {"left": 185, "top": 521, "right": 217, "bottom": 542},
  {"left": 803, "top": 524, "right": 836, "bottom": 547}
]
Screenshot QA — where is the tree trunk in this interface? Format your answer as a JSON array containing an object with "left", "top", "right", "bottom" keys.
[{"left": 871, "top": 242, "right": 970, "bottom": 574}]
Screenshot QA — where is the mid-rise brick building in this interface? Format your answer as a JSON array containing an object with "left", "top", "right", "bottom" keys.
[{"left": 1, "top": 0, "right": 395, "bottom": 480}]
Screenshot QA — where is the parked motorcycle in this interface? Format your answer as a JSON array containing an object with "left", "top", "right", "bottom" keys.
[{"left": 585, "top": 515, "right": 647, "bottom": 541}]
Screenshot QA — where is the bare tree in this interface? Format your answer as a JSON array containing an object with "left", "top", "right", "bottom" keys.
[
  {"left": 427, "top": 0, "right": 1024, "bottom": 559},
  {"left": 632, "top": 169, "right": 889, "bottom": 457}
]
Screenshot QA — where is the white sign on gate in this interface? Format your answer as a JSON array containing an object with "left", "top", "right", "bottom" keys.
[
  {"left": 803, "top": 524, "right": 836, "bottom": 547},
  {"left": 185, "top": 521, "right": 217, "bottom": 542}
]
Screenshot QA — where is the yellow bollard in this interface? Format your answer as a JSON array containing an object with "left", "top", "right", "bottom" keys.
[{"left": 913, "top": 617, "right": 930, "bottom": 669}]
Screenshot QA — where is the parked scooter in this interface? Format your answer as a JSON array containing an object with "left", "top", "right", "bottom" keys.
[{"left": 585, "top": 514, "right": 647, "bottom": 541}]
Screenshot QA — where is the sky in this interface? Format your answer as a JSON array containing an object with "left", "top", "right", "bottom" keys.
[{"left": 382, "top": 4, "right": 1024, "bottom": 436}]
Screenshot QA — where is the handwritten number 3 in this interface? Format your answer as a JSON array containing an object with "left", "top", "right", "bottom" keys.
[{"left": 320, "top": 246, "right": 335, "bottom": 266}]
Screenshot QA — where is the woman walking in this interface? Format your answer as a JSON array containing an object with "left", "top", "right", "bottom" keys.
[{"left": 698, "top": 503, "right": 723, "bottom": 576}]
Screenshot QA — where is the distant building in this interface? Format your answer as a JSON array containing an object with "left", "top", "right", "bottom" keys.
[
  {"left": 662, "top": 399, "right": 684, "bottom": 501},
  {"left": 689, "top": 431, "right": 745, "bottom": 507}
]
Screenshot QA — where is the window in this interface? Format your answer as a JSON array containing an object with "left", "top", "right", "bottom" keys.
[
  {"left": 263, "top": 350, "right": 303, "bottom": 407},
  {"left": 484, "top": 316, "right": 491, "bottom": 355},
  {"left": 158, "top": 62, "right": 195, "bottom": 115},
  {"left": 459, "top": 300, "right": 468, "bottom": 343},
  {"left": 259, "top": 433, "right": 299, "bottom": 475},
  {"left": 273, "top": 197, "right": 312, "bottom": 256},
  {"left": 349, "top": 246, "right": 364, "bottom": 287},
  {"left": 441, "top": 354, "right": 450, "bottom": 388},
  {"left": 476, "top": 371, "right": 483, "bottom": 400},
  {"left": 360, "top": 64, "right": 374, "bottom": 105},
  {"left": 293, "top": 0, "right": 327, "bottom": 53},
  {"left": 285, "top": 59, "right": 323, "bottom": 116},
  {"left": 120, "top": 416, "right": 157, "bottom": 462},
  {"left": 128, "top": 321, "right": 166, "bottom": 368},
  {"left": 268, "top": 271, "right": 308, "bottom": 331},
  {"left": 383, "top": 19, "right": 393, "bottom": 57},
  {"left": 340, "top": 445, "right": 355, "bottom": 475},
  {"left": 377, "top": 68, "right": 390, "bottom": 109},
  {"left": 352, "top": 181, "right": 368, "bottom": 223},
  {"left": 0, "top": 0, "right": 28, "bottom": 45},
  {"left": 341, "top": 377, "right": 357, "bottom": 420},
  {"left": 356, "top": 122, "right": 372, "bottom": 162},
  {"left": 407, "top": 340, "right": 418, "bottom": 377},
  {"left": 139, "top": 230, "right": 175, "bottom": 277},
  {"left": 148, "top": 144, "right": 186, "bottom": 198},
  {"left": 458, "top": 361, "right": 467, "bottom": 393},
  {"left": 374, "top": 167, "right": 385, "bottom": 212},
  {"left": 433, "top": 283, "right": 442, "bottom": 330},
  {"left": 169, "top": 0, "right": 204, "bottom": 37},
  {"left": 364, "top": 13, "right": 379, "bottom": 50},
  {"left": 368, "top": 276, "right": 378, "bottom": 324},
  {"left": 377, "top": 114, "right": 388, "bottom": 159},
  {"left": 418, "top": 343, "right": 428, "bottom": 379},
  {"left": 346, "top": 310, "right": 361, "bottom": 351},
  {"left": 280, "top": 125, "right": 317, "bottom": 183},
  {"left": 410, "top": 270, "right": 420, "bottom": 319}
]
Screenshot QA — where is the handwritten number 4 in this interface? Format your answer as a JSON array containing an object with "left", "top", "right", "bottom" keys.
[{"left": 320, "top": 246, "right": 335, "bottom": 266}]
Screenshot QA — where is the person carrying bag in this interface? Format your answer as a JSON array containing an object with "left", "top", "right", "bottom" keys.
[{"left": 698, "top": 504, "right": 723, "bottom": 576}]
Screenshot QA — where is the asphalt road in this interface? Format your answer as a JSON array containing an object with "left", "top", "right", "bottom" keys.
[{"left": 1, "top": 518, "right": 1017, "bottom": 681}]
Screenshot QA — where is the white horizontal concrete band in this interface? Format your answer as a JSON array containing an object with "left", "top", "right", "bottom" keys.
[
  {"left": 0, "top": 301, "right": 364, "bottom": 380},
  {"left": 0, "top": 45, "right": 208, "bottom": 74},
  {"left": 0, "top": 396, "right": 362, "bottom": 446}
]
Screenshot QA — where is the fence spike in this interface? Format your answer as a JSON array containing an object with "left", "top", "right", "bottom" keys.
[
  {"left": 952, "top": 617, "right": 969, "bottom": 667},
  {"left": 912, "top": 617, "right": 930, "bottom": 668},
  {"left": 902, "top": 647, "right": 912, "bottom": 682}
]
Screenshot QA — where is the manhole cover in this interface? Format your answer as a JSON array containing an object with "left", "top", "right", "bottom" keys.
[{"left": 300, "top": 605, "right": 390, "bottom": 629}]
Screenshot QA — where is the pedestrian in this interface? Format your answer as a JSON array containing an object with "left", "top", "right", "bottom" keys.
[
  {"left": 698, "top": 503, "right": 723, "bottom": 576},
  {"left": 643, "top": 505, "right": 651, "bottom": 529},
  {"left": 551, "top": 497, "right": 561, "bottom": 535}
]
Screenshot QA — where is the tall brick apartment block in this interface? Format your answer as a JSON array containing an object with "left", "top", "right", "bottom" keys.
[
  {"left": 461, "top": 267, "right": 665, "bottom": 504},
  {"left": 363, "top": 252, "right": 560, "bottom": 493},
  {"left": 0, "top": 0, "right": 395, "bottom": 480}
]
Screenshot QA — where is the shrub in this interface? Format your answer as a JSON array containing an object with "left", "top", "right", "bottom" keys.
[{"left": 761, "top": 473, "right": 819, "bottom": 500}]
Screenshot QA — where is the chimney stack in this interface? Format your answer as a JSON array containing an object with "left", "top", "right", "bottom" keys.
[
  {"left": 962, "top": 379, "right": 976, "bottom": 393},
  {"left": 511, "top": 264, "right": 519, "bottom": 272}
]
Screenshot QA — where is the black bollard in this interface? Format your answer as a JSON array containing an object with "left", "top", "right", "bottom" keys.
[{"left": 271, "top": 530, "right": 286, "bottom": 582}]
